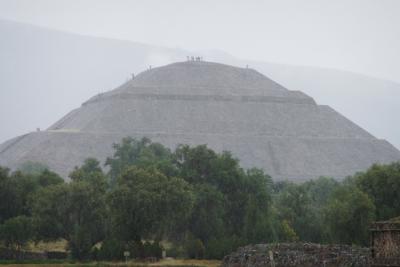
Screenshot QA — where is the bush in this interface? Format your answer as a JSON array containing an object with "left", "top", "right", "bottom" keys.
[
  {"left": 130, "top": 240, "right": 144, "bottom": 258},
  {"left": 68, "top": 226, "right": 93, "bottom": 260},
  {"left": 0, "top": 216, "right": 34, "bottom": 251},
  {"left": 205, "top": 235, "right": 246, "bottom": 259},
  {"left": 166, "top": 245, "right": 185, "bottom": 258},
  {"left": 184, "top": 237, "right": 205, "bottom": 259},
  {"left": 149, "top": 241, "right": 163, "bottom": 259},
  {"left": 90, "top": 247, "right": 99, "bottom": 261},
  {"left": 98, "top": 238, "right": 125, "bottom": 260},
  {"left": 132, "top": 240, "right": 163, "bottom": 259},
  {"left": 46, "top": 251, "right": 68, "bottom": 259}
]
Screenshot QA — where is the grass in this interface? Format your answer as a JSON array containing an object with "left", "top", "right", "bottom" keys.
[
  {"left": 150, "top": 259, "right": 220, "bottom": 267},
  {"left": 0, "top": 259, "right": 221, "bottom": 267},
  {"left": 27, "top": 240, "right": 68, "bottom": 252},
  {"left": 1, "top": 241, "right": 220, "bottom": 267}
]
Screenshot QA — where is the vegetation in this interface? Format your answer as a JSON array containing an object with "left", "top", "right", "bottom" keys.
[
  {"left": 0, "top": 137, "right": 399, "bottom": 261},
  {"left": 0, "top": 258, "right": 220, "bottom": 267}
]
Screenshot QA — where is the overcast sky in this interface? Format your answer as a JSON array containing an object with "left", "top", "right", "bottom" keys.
[{"left": 0, "top": 0, "right": 399, "bottom": 82}]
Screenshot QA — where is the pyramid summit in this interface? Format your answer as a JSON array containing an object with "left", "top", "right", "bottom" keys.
[{"left": 1, "top": 61, "right": 399, "bottom": 180}]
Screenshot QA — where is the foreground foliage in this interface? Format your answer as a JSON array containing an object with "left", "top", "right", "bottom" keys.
[{"left": 0, "top": 137, "right": 399, "bottom": 260}]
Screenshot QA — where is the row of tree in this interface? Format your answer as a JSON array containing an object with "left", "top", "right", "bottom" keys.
[{"left": 0, "top": 137, "right": 399, "bottom": 260}]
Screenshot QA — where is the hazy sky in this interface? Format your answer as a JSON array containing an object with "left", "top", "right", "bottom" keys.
[{"left": 0, "top": 0, "right": 400, "bottom": 82}]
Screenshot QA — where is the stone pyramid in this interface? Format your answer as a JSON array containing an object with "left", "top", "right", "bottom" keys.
[{"left": 1, "top": 61, "right": 399, "bottom": 180}]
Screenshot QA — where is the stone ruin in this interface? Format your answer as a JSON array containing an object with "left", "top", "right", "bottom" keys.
[
  {"left": 1, "top": 61, "right": 399, "bottom": 180},
  {"left": 222, "top": 243, "right": 370, "bottom": 267},
  {"left": 370, "top": 217, "right": 400, "bottom": 266}
]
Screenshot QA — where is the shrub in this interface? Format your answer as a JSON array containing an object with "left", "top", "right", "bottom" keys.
[
  {"left": 46, "top": 251, "right": 68, "bottom": 259},
  {"left": 0, "top": 216, "right": 34, "bottom": 251},
  {"left": 98, "top": 238, "right": 125, "bottom": 260},
  {"left": 166, "top": 245, "right": 185, "bottom": 258},
  {"left": 184, "top": 237, "right": 205, "bottom": 259},
  {"left": 205, "top": 235, "right": 246, "bottom": 259},
  {"left": 149, "top": 242, "right": 163, "bottom": 259}
]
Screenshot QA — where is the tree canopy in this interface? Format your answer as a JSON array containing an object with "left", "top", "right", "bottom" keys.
[{"left": 1, "top": 137, "right": 399, "bottom": 260}]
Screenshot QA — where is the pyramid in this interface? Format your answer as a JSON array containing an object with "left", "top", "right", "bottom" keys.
[{"left": 1, "top": 61, "right": 399, "bottom": 180}]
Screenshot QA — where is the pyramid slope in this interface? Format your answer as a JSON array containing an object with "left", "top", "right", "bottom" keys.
[
  {"left": 113, "top": 61, "right": 290, "bottom": 96},
  {"left": 50, "top": 94, "right": 372, "bottom": 138},
  {"left": 0, "top": 131, "right": 398, "bottom": 180},
  {"left": 1, "top": 61, "right": 399, "bottom": 180}
]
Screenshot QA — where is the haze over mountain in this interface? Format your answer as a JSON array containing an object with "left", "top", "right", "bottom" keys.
[{"left": 1, "top": 19, "right": 399, "bottom": 150}]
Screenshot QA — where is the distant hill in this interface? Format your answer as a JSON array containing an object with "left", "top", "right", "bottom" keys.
[{"left": 1, "top": 19, "right": 399, "bottom": 149}]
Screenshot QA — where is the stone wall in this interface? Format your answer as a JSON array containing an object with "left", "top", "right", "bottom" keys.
[
  {"left": 222, "top": 243, "right": 370, "bottom": 267},
  {"left": 370, "top": 218, "right": 400, "bottom": 266}
]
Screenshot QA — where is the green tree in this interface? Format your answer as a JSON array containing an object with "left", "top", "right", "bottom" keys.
[
  {"left": 67, "top": 181, "right": 107, "bottom": 259},
  {"left": 69, "top": 158, "right": 108, "bottom": 193},
  {"left": 188, "top": 184, "right": 225, "bottom": 243},
  {"left": 274, "top": 182, "right": 316, "bottom": 241},
  {"left": 174, "top": 145, "right": 250, "bottom": 236},
  {"left": 98, "top": 237, "right": 125, "bottom": 260},
  {"left": 242, "top": 168, "right": 274, "bottom": 243},
  {"left": 184, "top": 235, "right": 205, "bottom": 259},
  {"left": 354, "top": 162, "right": 400, "bottom": 220},
  {"left": 301, "top": 177, "right": 339, "bottom": 242},
  {"left": 0, "top": 215, "right": 34, "bottom": 251},
  {"left": 0, "top": 168, "right": 44, "bottom": 223},
  {"left": 324, "top": 185, "right": 375, "bottom": 245},
  {"left": 36, "top": 169, "right": 64, "bottom": 187},
  {"left": 31, "top": 183, "right": 69, "bottom": 241},
  {"left": 175, "top": 145, "right": 276, "bottom": 246},
  {"left": 105, "top": 137, "right": 176, "bottom": 185},
  {"left": 280, "top": 219, "right": 299, "bottom": 242},
  {"left": 204, "top": 235, "right": 246, "bottom": 260},
  {"left": 0, "top": 167, "right": 18, "bottom": 223},
  {"left": 303, "top": 176, "right": 339, "bottom": 208},
  {"left": 32, "top": 159, "right": 107, "bottom": 259},
  {"left": 174, "top": 144, "right": 219, "bottom": 185},
  {"left": 17, "top": 161, "right": 49, "bottom": 176},
  {"left": 108, "top": 166, "right": 194, "bottom": 243}
]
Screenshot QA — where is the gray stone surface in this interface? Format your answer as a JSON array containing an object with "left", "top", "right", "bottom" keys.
[
  {"left": 222, "top": 243, "right": 370, "bottom": 267},
  {"left": 1, "top": 61, "right": 399, "bottom": 180}
]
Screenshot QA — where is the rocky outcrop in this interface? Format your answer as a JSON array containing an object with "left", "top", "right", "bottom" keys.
[{"left": 222, "top": 243, "right": 370, "bottom": 267}]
